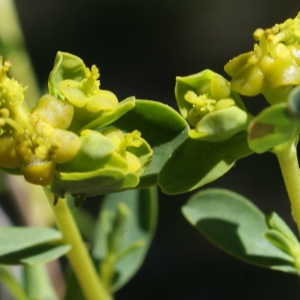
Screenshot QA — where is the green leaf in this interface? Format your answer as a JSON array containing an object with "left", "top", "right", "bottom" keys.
[
  {"left": 182, "top": 188, "right": 298, "bottom": 274},
  {"left": 266, "top": 212, "right": 299, "bottom": 245},
  {"left": 18, "top": 245, "right": 71, "bottom": 265},
  {"left": 158, "top": 131, "right": 252, "bottom": 194},
  {"left": 0, "top": 266, "right": 28, "bottom": 300},
  {"left": 111, "top": 100, "right": 189, "bottom": 188},
  {"left": 92, "top": 187, "right": 157, "bottom": 292},
  {"left": 248, "top": 103, "right": 300, "bottom": 153},
  {"left": 0, "top": 227, "right": 70, "bottom": 265},
  {"left": 264, "top": 212, "right": 300, "bottom": 262},
  {"left": 264, "top": 230, "right": 298, "bottom": 257},
  {"left": 23, "top": 264, "right": 59, "bottom": 300}
]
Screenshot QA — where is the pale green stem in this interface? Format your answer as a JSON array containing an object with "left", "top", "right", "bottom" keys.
[
  {"left": 273, "top": 138, "right": 300, "bottom": 233},
  {"left": 43, "top": 188, "right": 112, "bottom": 300}
]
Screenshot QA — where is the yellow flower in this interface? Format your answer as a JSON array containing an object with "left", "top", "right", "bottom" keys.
[
  {"left": 0, "top": 58, "right": 81, "bottom": 185},
  {"left": 225, "top": 12, "right": 300, "bottom": 104}
]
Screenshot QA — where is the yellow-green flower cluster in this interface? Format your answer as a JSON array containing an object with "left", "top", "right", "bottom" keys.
[
  {"left": 182, "top": 75, "right": 235, "bottom": 127},
  {"left": 225, "top": 12, "right": 300, "bottom": 104},
  {"left": 0, "top": 54, "right": 152, "bottom": 192},
  {"left": 0, "top": 59, "right": 81, "bottom": 185},
  {"left": 175, "top": 70, "right": 250, "bottom": 142},
  {"left": 56, "top": 63, "right": 120, "bottom": 132}
]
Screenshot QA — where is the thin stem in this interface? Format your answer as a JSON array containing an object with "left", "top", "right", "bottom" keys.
[
  {"left": 273, "top": 138, "right": 300, "bottom": 233},
  {"left": 43, "top": 188, "right": 112, "bottom": 300}
]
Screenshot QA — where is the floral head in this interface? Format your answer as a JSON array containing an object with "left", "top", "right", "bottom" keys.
[
  {"left": 225, "top": 12, "right": 300, "bottom": 104},
  {"left": 0, "top": 53, "right": 153, "bottom": 198},
  {"left": 175, "top": 70, "right": 250, "bottom": 142}
]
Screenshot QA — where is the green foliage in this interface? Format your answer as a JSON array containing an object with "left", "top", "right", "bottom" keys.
[
  {"left": 93, "top": 187, "right": 157, "bottom": 292},
  {"left": 0, "top": 227, "right": 70, "bottom": 265},
  {"left": 159, "top": 131, "right": 252, "bottom": 194},
  {"left": 264, "top": 212, "right": 300, "bottom": 270},
  {"left": 182, "top": 189, "right": 300, "bottom": 274}
]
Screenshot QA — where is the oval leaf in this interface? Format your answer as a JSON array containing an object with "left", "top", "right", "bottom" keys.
[
  {"left": 182, "top": 188, "right": 298, "bottom": 274},
  {"left": 159, "top": 131, "right": 252, "bottom": 194}
]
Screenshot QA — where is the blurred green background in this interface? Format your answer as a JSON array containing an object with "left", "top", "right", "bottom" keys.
[{"left": 3, "top": 0, "right": 300, "bottom": 299}]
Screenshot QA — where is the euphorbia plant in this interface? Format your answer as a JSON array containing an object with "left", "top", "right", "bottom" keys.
[{"left": 2, "top": 8, "right": 300, "bottom": 300}]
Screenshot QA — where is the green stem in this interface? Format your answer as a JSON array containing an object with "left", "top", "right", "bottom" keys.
[
  {"left": 43, "top": 188, "right": 112, "bottom": 300},
  {"left": 273, "top": 138, "right": 300, "bottom": 233}
]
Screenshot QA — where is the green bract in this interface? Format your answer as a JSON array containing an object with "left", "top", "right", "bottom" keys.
[
  {"left": 225, "top": 12, "right": 300, "bottom": 104},
  {"left": 175, "top": 70, "right": 251, "bottom": 142}
]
